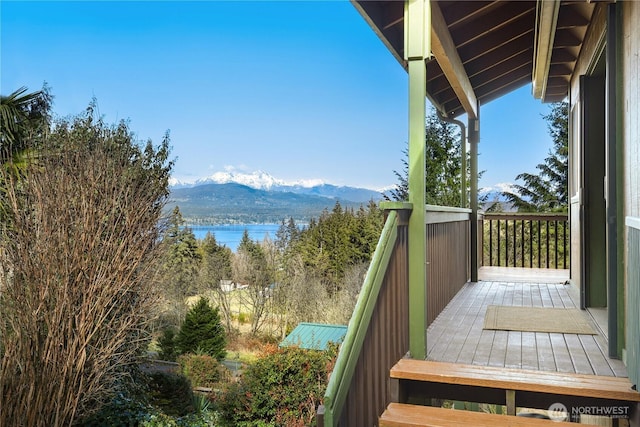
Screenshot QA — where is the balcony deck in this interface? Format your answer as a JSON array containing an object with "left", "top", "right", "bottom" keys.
[{"left": 427, "top": 267, "right": 628, "bottom": 378}]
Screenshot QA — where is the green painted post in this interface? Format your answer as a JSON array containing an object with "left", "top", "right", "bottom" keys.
[
  {"left": 404, "top": 0, "right": 430, "bottom": 360},
  {"left": 469, "top": 115, "right": 479, "bottom": 283}
]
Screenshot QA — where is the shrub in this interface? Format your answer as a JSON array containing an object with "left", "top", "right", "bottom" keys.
[
  {"left": 218, "top": 345, "right": 337, "bottom": 427},
  {"left": 178, "top": 353, "right": 221, "bottom": 388},
  {"left": 159, "top": 327, "right": 178, "bottom": 361},
  {"left": 177, "top": 297, "right": 227, "bottom": 360},
  {"left": 147, "top": 371, "right": 194, "bottom": 417},
  {"left": 0, "top": 104, "right": 172, "bottom": 426}
]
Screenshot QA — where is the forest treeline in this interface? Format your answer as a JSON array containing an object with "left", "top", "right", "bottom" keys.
[{"left": 158, "top": 200, "right": 383, "bottom": 338}]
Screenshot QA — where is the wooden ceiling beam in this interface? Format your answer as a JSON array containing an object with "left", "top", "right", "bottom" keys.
[
  {"left": 456, "top": 13, "right": 535, "bottom": 64},
  {"left": 450, "top": 2, "right": 534, "bottom": 49},
  {"left": 550, "top": 48, "right": 577, "bottom": 63},
  {"left": 430, "top": 1, "right": 478, "bottom": 118},
  {"left": 464, "top": 33, "right": 532, "bottom": 74},
  {"left": 437, "top": 1, "right": 495, "bottom": 28}
]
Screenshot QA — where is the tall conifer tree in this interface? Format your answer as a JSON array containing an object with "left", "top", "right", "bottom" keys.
[{"left": 501, "top": 102, "right": 568, "bottom": 212}]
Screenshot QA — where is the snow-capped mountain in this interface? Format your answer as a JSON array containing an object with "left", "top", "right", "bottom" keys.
[
  {"left": 171, "top": 170, "right": 328, "bottom": 190},
  {"left": 169, "top": 170, "right": 384, "bottom": 203},
  {"left": 196, "top": 170, "right": 285, "bottom": 190}
]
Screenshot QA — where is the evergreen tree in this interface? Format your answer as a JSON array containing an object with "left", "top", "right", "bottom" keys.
[
  {"left": 158, "top": 328, "right": 178, "bottom": 362},
  {"left": 199, "top": 231, "right": 232, "bottom": 280},
  {"left": 199, "top": 232, "right": 234, "bottom": 333},
  {"left": 501, "top": 102, "right": 568, "bottom": 212},
  {"left": 176, "top": 297, "right": 226, "bottom": 360},
  {"left": 386, "top": 108, "right": 463, "bottom": 206},
  {"left": 295, "top": 201, "right": 383, "bottom": 292},
  {"left": 275, "top": 217, "right": 300, "bottom": 254},
  {"left": 160, "top": 207, "right": 202, "bottom": 298}
]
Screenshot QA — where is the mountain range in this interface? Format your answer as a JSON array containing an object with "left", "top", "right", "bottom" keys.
[
  {"left": 167, "top": 170, "right": 385, "bottom": 224},
  {"left": 166, "top": 170, "right": 518, "bottom": 223}
]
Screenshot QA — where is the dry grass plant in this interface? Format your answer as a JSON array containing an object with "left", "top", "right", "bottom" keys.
[{"left": 0, "top": 134, "right": 169, "bottom": 426}]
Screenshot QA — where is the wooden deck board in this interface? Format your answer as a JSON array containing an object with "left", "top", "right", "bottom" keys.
[
  {"left": 504, "top": 331, "right": 522, "bottom": 368},
  {"left": 535, "top": 332, "right": 558, "bottom": 372},
  {"left": 579, "top": 335, "right": 615, "bottom": 376},
  {"left": 520, "top": 331, "right": 538, "bottom": 370},
  {"left": 426, "top": 271, "right": 627, "bottom": 378}
]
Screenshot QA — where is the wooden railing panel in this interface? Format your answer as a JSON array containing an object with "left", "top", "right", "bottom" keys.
[
  {"left": 320, "top": 211, "right": 409, "bottom": 426},
  {"left": 481, "top": 213, "right": 569, "bottom": 269},
  {"left": 426, "top": 219, "right": 469, "bottom": 325},
  {"left": 338, "top": 222, "right": 409, "bottom": 426}
]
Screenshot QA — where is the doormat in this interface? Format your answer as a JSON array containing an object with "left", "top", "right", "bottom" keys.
[{"left": 483, "top": 305, "right": 597, "bottom": 334}]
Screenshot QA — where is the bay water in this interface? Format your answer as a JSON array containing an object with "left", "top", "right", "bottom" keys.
[{"left": 189, "top": 224, "right": 282, "bottom": 252}]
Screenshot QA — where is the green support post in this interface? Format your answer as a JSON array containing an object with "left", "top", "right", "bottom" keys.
[
  {"left": 469, "top": 115, "right": 479, "bottom": 283},
  {"left": 404, "top": 0, "right": 430, "bottom": 360}
]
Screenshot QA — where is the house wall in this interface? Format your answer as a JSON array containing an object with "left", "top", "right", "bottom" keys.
[
  {"left": 570, "top": 0, "right": 640, "bottom": 381},
  {"left": 621, "top": 1, "right": 640, "bottom": 386},
  {"left": 567, "top": 4, "right": 607, "bottom": 297},
  {"left": 622, "top": 1, "right": 640, "bottom": 217}
]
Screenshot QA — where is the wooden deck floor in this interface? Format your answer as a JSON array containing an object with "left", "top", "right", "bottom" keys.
[{"left": 427, "top": 268, "right": 628, "bottom": 377}]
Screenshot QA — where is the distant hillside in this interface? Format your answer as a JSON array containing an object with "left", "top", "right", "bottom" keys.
[{"left": 167, "top": 182, "right": 380, "bottom": 224}]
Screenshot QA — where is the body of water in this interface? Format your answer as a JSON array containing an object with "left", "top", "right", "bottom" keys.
[{"left": 189, "top": 224, "right": 282, "bottom": 252}]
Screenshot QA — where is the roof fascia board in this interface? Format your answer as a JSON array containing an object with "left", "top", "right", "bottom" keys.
[
  {"left": 351, "top": 1, "right": 407, "bottom": 69},
  {"left": 532, "top": 0, "right": 560, "bottom": 99}
]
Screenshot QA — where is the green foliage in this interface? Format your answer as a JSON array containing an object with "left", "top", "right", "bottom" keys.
[
  {"left": 79, "top": 371, "right": 218, "bottom": 427},
  {"left": 77, "top": 391, "right": 153, "bottom": 427},
  {"left": 178, "top": 353, "right": 221, "bottom": 388},
  {"left": 0, "top": 84, "right": 52, "bottom": 161},
  {"left": 501, "top": 102, "right": 568, "bottom": 212},
  {"left": 159, "top": 328, "right": 178, "bottom": 362},
  {"left": 199, "top": 232, "right": 233, "bottom": 280},
  {"left": 386, "top": 108, "right": 464, "bottom": 206},
  {"left": 177, "top": 297, "right": 227, "bottom": 360},
  {"left": 294, "top": 201, "right": 383, "bottom": 291},
  {"left": 160, "top": 207, "right": 203, "bottom": 300},
  {"left": 147, "top": 372, "right": 195, "bottom": 417},
  {"left": 218, "top": 345, "right": 336, "bottom": 427}
]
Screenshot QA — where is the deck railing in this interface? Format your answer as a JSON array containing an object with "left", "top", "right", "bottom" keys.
[
  {"left": 318, "top": 208, "right": 409, "bottom": 427},
  {"left": 318, "top": 204, "right": 473, "bottom": 425},
  {"left": 480, "top": 212, "right": 569, "bottom": 269},
  {"left": 426, "top": 205, "right": 471, "bottom": 324}
]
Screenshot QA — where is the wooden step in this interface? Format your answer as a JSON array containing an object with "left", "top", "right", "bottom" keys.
[
  {"left": 379, "top": 403, "right": 575, "bottom": 427},
  {"left": 391, "top": 359, "right": 640, "bottom": 402}
]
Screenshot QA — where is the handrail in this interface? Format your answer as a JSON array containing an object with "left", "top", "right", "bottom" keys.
[
  {"left": 482, "top": 212, "right": 568, "bottom": 221},
  {"left": 321, "top": 210, "right": 399, "bottom": 426},
  {"left": 426, "top": 204, "right": 472, "bottom": 214},
  {"left": 426, "top": 204, "right": 472, "bottom": 225}
]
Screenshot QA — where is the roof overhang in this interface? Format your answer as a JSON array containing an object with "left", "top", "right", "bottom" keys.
[{"left": 352, "top": 0, "right": 599, "bottom": 119}]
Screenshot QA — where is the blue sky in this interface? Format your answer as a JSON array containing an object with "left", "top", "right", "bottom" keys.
[{"left": 1, "top": 1, "right": 554, "bottom": 191}]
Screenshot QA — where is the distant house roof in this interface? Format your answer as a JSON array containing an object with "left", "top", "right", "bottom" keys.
[{"left": 279, "top": 322, "right": 348, "bottom": 351}]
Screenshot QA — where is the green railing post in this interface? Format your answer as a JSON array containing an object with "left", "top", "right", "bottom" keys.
[{"left": 405, "top": 0, "right": 430, "bottom": 360}]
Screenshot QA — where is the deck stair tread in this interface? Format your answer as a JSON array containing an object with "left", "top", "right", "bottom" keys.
[
  {"left": 391, "top": 359, "right": 640, "bottom": 402},
  {"left": 379, "top": 403, "right": 575, "bottom": 427}
]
